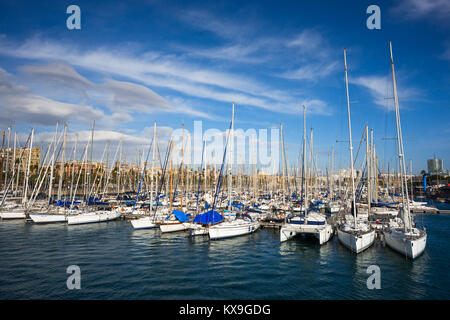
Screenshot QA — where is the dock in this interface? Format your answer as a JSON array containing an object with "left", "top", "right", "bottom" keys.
[
  {"left": 411, "top": 208, "right": 450, "bottom": 214},
  {"left": 260, "top": 221, "right": 283, "bottom": 229}
]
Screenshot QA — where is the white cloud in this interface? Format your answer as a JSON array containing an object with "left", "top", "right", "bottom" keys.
[
  {"left": 15, "top": 61, "right": 213, "bottom": 121},
  {"left": 0, "top": 36, "right": 330, "bottom": 116},
  {"left": 177, "top": 9, "right": 254, "bottom": 40},
  {"left": 350, "top": 75, "right": 422, "bottom": 109},
  {"left": 0, "top": 67, "right": 112, "bottom": 126},
  {"left": 391, "top": 0, "right": 450, "bottom": 22}
]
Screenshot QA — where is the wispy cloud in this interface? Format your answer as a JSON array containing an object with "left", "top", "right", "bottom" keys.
[
  {"left": 350, "top": 75, "right": 422, "bottom": 109},
  {"left": 17, "top": 61, "right": 213, "bottom": 120},
  {"left": 0, "top": 67, "right": 114, "bottom": 127},
  {"left": 176, "top": 9, "right": 255, "bottom": 40},
  {"left": 390, "top": 0, "right": 450, "bottom": 23},
  {"left": 0, "top": 36, "right": 330, "bottom": 116},
  {"left": 278, "top": 29, "right": 339, "bottom": 82}
]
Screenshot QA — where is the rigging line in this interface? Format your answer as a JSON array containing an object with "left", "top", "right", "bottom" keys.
[
  {"left": 132, "top": 135, "right": 154, "bottom": 213},
  {"left": 212, "top": 120, "right": 233, "bottom": 212},
  {"left": 152, "top": 137, "right": 172, "bottom": 220}
]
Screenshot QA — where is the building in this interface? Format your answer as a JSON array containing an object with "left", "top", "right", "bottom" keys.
[
  {"left": 427, "top": 156, "right": 448, "bottom": 176},
  {"left": 1, "top": 147, "right": 41, "bottom": 172}
]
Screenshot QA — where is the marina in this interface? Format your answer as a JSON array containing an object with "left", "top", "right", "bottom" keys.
[
  {"left": 0, "top": 0, "right": 449, "bottom": 304},
  {"left": 0, "top": 211, "right": 448, "bottom": 300}
]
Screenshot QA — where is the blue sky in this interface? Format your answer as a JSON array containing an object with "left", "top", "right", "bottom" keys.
[{"left": 0, "top": 0, "right": 449, "bottom": 173}]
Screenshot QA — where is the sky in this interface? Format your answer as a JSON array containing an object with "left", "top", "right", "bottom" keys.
[{"left": 0, "top": 0, "right": 449, "bottom": 174}]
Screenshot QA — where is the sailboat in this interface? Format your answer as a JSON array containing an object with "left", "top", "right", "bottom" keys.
[
  {"left": 337, "top": 49, "right": 375, "bottom": 253},
  {"left": 208, "top": 104, "right": 260, "bottom": 240},
  {"left": 280, "top": 106, "right": 333, "bottom": 244},
  {"left": 30, "top": 124, "right": 71, "bottom": 223},
  {"left": 131, "top": 121, "right": 159, "bottom": 229},
  {"left": 67, "top": 124, "right": 121, "bottom": 225},
  {"left": 0, "top": 128, "right": 34, "bottom": 220},
  {"left": 158, "top": 135, "right": 189, "bottom": 233},
  {"left": 382, "top": 42, "right": 427, "bottom": 259},
  {"left": 186, "top": 139, "right": 213, "bottom": 236}
]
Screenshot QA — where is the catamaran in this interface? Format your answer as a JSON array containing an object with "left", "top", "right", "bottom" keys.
[{"left": 280, "top": 106, "right": 333, "bottom": 244}]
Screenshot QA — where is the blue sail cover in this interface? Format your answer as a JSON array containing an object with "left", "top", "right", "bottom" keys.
[
  {"left": 173, "top": 210, "right": 190, "bottom": 222},
  {"left": 193, "top": 210, "right": 224, "bottom": 224},
  {"left": 56, "top": 200, "right": 80, "bottom": 207}
]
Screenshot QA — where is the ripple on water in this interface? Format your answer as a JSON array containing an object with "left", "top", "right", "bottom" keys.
[{"left": 0, "top": 215, "right": 449, "bottom": 299}]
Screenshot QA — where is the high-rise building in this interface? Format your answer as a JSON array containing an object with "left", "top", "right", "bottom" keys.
[{"left": 427, "top": 156, "right": 447, "bottom": 175}]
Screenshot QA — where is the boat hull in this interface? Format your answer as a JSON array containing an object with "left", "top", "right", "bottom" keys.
[
  {"left": 280, "top": 223, "right": 333, "bottom": 245},
  {"left": 208, "top": 221, "right": 260, "bottom": 240},
  {"left": 337, "top": 228, "right": 375, "bottom": 253},
  {"left": 67, "top": 211, "right": 121, "bottom": 225},
  {"left": 0, "top": 211, "right": 26, "bottom": 219},
  {"left": 383, "top": 229, "right": 427, "bottom": 259},
  {"left": 130, "top": 217, "right": 157, "bottom": 229},
  {"left": 159, "top": 221, "right": 188, "bottom": 233},
  {"left": 29, "top": 214, "right": 67, "bottom": 223},
  {"left": 186, "top": 223, "right": 209, "bottom": 236}
]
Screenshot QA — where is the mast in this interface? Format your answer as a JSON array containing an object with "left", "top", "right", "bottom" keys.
[
  {"left": 69, "top": 134, "right": 78, "bottom": 203},
  {"left": 57, "top": 124, "right": 67, "bottom": 201},
  {"left": 89, "top": 120, "right": 95, "bottom": 193},
  {"left": 389, "top": 41, "right": 411, "bottom": 232},
  {"left": 228, "top": 103, "right": 234, "bottom": 213},
  {"left": 4, "top": 127, "right": 10, "bottom": 189},
  {"left": 301, "top": 105, "right": 306, "bottom": 211},
  {"left": 12, "top": 132, "right": 16, "bottom": 192},
  {"left": 280, "top": 122, "right": 286, "bottom": 206},
  {"left": 196, "top": 140, "right": 206, "bottom": 214},
  {"left": 204, "top": 142, "right": 207, "bottom": 194},
  {"left": 343, "top": 49, "right": 357, "bottom": 227},
  {"left": 169, "top": 138, "right": 174, "bottom": 214},
  {"left": 48, "top": 123, "right": 59, "bottom": 204},
  {"left": 22, "top": 128, "right": 34, "bottom": 205},
  {"left": 365, "top": 126, "right": 371, "bottom": 212},
  {"left": 410, "top": 159, "right": 413, "bottom": 200},
  {"left": 307, "top": 128, "right": 313, "bottom": 213},
  {"left": 181, "top": 123, "right": 184, "bottom": 210},
  {"left": 117, "top": 137, "right": 122, "bottom": 196},
  {"left": 331, "top": 146, "right": 334, "bottom": 200},
  {"left": 150, "top": 122, "right": 156, "bottom": 213},
  {"left": 371, "top": 129, "right": 377, "bottom": 203}
]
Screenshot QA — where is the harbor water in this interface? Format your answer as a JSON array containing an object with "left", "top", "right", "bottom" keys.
[{"left": 0, "top": 211, "right": 449, "bottom": 300}]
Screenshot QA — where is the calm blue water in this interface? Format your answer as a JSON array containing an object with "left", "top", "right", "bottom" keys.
[{"left": 0, "top": 213, "right": 449, "bottom": 300}]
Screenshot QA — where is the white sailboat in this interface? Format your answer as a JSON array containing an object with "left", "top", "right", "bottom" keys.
[
  {"left": 29, "top": 124, "right": 69, "bottom": 224},
  {"left": 0, "top": 128, "right": 35, "bottom": 220},
  {"left": 337, "top": 49, "right": 375, "bottom": 253},
  {"left": 280, "top": 106, "right": 333, "bottom": 245},
  {"left": 382, "top": 42, "right": 426, "bottom": 259},
  {"left": 67, "top": 210, "right": 122, "bottom": 225},
  {"left": 131, "top": 121, "right": 159, "bottom": 230},
  {"left": 159, "top": 138, "right": 189, "bottom": 233},
  {"left": 208, "top": 104, "right": 260, "bottom": 240}
]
